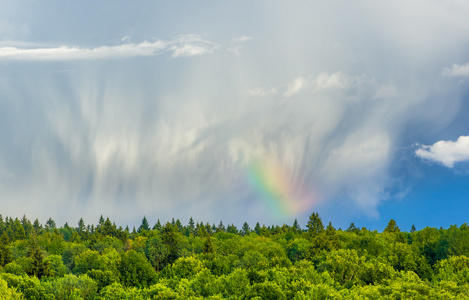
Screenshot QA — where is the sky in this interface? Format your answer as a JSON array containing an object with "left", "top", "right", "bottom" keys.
[{"left": 1, "top": 1, "right": 469, "bottom": 231}]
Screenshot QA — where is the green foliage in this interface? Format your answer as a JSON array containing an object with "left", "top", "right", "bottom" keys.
[
  {"left": 0, "top": 232, "right": 12, "bottom": 267},
  {"left": 145, "top": 235, "right": 170, "bottom": 271},
  {"left": 306, "top": 212, "right": 324, "bottom": 237},
  {"left": 0, "top": 212, "right": 468, "bottom": 298},
  {"left": 0, "top": 277, "right": 23, "bottom": 300},
  {"left": 44, "top": 254, "right": 68, "bottom": 277},
  {"left": 118, "top": 250, "right": 157, "bottom": 288},
  {"left": 44, "top": 274, "right": 98, "bottom": 300},
  {"left": 138, "top": 216, "right": 151, "bottom": 234},
  {"left": 27, "top": 238, "right": 50, "bottom": 279},
  {"left": 384, "top": 219, "right": 400, "bottom": 233},
  {"left": 73, "top": 249, "right": 108, "bottom": 274},
  {"left": 0, "top": 273, "right": 51, "bottom": 300}
]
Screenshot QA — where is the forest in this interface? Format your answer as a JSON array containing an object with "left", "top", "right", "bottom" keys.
[{"left": 0, "top": 213, "right": 469, "bottom": 299}]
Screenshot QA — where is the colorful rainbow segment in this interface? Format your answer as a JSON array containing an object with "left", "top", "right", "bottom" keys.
[{"left": 247, "top": 159, "right": 315, "bottom": 219}]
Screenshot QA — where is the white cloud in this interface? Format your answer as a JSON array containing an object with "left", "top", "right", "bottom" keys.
[
  {"left": 227, "top": 46, "right": 241, "bottom": 56},
  {"left": 416, "top": 136, "right": 469, "bottom": 167},
  {"left": 282, "top": 72, "right": 366, "bottom": 98},
  {"left": 374, "top": 85, "right": 398, "bottom": 99},
  {"left": 247, "top": 87, "right": 278, "bottom": 96},
  {"left": 442, "top": 63, "right": 469, "bottom": 77},
  {"left": 233, "top": 36, "right": 252, "bottom": 42},
  {"left": 284, "top": 77, "right": 307, "bottom": 97},
  {"left": 314, "top": 71, "right": 366, "bottom": 90},
  {"left": 169, "top": 35, "right": 219, "bottom": 58},
  {"left": 0, "top": 35, "right": 218, "bottom": 61}
]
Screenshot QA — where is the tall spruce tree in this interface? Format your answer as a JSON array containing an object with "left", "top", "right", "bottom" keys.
[
  {"left": 0, "top": 232, "right": 12, "bottom": 267},
  {"left": 306, "top": 212, "right": 324, "bottom": 237},
  {"left": 138, "top": 216, "right": 150, "bottom": 233},
  {"left": 241, "top": 222, "right": 251, "bottom": 236},
  {"left": 28, "top": 238, "right": 50, "bottom": 279}
]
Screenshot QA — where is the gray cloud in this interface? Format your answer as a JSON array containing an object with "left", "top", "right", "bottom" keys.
[
  {"left": 1, "top": 1, "right": 469, "bottom": 227},
  {"left": 443, "top": 63, "right": 469, "bottom": 77}
]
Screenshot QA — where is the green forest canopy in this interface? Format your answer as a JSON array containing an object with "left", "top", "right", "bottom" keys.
[{"left": 1, "top": 213, "right": 469, "bottom": 299}]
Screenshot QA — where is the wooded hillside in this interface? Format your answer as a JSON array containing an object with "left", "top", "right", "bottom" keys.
[{"left": 1, "top": 213, "right": 468, "bottom": 299}]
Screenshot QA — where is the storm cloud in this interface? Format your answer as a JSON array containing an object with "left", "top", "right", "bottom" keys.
[{"left": 0, "top": 1, "right": 469, "bottom": 227}]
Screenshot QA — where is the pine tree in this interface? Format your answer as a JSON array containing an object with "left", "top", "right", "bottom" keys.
[
  {"left": 306, "top": 212, "right": 324, "bottom": 237},
  {"left": 241, "top": 222, "right": 251, "bottom": 236},
  {"left": 254, "top": 222, "right": 261, "bottom": 235},
  {"left": 153, "top": 220, "right": 162, "bottom": 231},
  {"left": 198, "top": 224, "right": 208, "bottom": 237},
  {"left": 410, "top": 224, "right": 416, "bottom": 233},
  {"left": 217, "top": 221, "right": 226, "bottom": 233},
  {"left": 203, "top": 235, "right": 214, "bottom": 254},
  {"left": 28, "top": 239, "right": 50, "bottom": 279},
  {"left": 45, "top": 217, "right": 56, "bottom": 230},
  {"left": 138, "top": 216, "right": 150, "bottom": 233},
  {"left": 0, "top": 232, "right": 12, "bottom": 267},
  {"left": 227, "top": 224, "right": 238, "bottom": 234},
  {"left": 175, "top": 219, "right": 183, "bottom": 233},
  {"left": 77, "top": 218, "right": 86, "bottom": 236},
  {"left": 205, "top": 222, "right": 213, "bottom": 235},
  {"left": 103, "top": 217, "right": 114, "bottom": 236},
  {"left": 347, "top": 223, "right": 359, "bottom": 234},
  {"left": 0, "top": 214, "right": 5, "bottom": 234},
  {"left": 12, "top": 218, "right": 26, "bottom": 241},
  {"left": 187, "top": 217, "right": 195, "bottom": 236},
  {"left": 21, "top": 215, "right": 33, "bottom": 237},
  {"left": 292, "top": 219, "right": 301, "bottom": 233},
  {"left": 161, "top": 222, "right": 179, "bottom": 265},
  {"left": 384, "top": 219, "right": 400, "bottom": 233}
]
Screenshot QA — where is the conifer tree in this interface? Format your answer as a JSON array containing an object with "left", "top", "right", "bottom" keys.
[
  {"left": 12, "top": 218, "right": 26, "bottom": 241},
  {"left": 187, "top": 217, "right": 195, "bottom": 236},
  {"left": 99, "top": 215, "right": 105, "bottom": 226},
  {"left": 0, "top": 232, "right": 12, "bottom": 267},
  {"left": 203, "top": 235, "right": 214, "bottom": 254},
  {"left": 205, "top": 222, "right": 213, "bottom": 235},
  {"left": 77, "top": 218, "right": 86, "bottom": 236},
  {"left": 254, "top": 222, "right": 261, "bottom": 235},
  {"left": 306, "top": 212, "right": 324, "bottom": 237},
  {"left": 28, "top": 238, "right": 50, "bottom": 279},
  {"left": 347, "top": 223, "right": 359, "bottom": 233},
  {"left": 102, "top": 217, "right": 114, "bottom": 236},
  {"left": 0, "top": 214, "right": 4, "bottom": 234},
  {"left": 153, "top": 220, "right": 162, "bottom": 231},
  {"left": 45, "top": 217, "right": 56, "bottom": 230},
  {"left": 161, "top": 222, "right": 179, "bottom": 265},
  {"left": 217, "top": 221, "right": 226, "bottom": 233},
  {"left": 175, "top": 219, "right": 183, "bottom": 232},
  {"left": 292, "top": 219, "right": 301, "bottom": 233},
  {"left": 384, "top": 219, "right": 400, "bottom": 233},
  {"left": 227, "top": 224, "right": 238, "bottom": 234},
  {"left": 21, "top": 215, "right": 33, "bottom": 237},
  {"left": 241, "top": 222, "right": 251, "bottom": 236},
  {"left": 138, "top": 216, "right": 150, "bottom": 233}
]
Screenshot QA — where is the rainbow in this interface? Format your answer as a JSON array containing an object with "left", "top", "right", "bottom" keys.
[{"left": 246, "top": 158, "right": 315, "bottom": 219}]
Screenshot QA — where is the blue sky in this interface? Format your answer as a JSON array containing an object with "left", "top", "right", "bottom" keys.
[{"left": 1, "top": 1, "right": 469, "bottom": 231}]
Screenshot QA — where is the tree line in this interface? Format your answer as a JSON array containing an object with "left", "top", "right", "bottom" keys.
[{"left": 0, "top": 212, "right": 469, "bottom": 299}]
